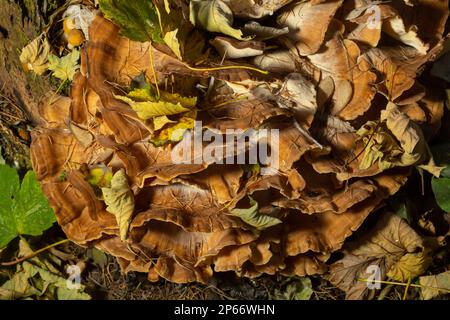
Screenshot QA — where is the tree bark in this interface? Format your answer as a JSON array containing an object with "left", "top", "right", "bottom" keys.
[{"left": 0, "top": 0, "right": 59, "bottom": 168}]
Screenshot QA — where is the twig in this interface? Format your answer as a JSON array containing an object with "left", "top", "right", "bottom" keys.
[
  {"left": 0, "top": 239, "right": 70, "bottom": 267},
  {"left": 185, "top": 64, "right": 269, "bottom": 75}
]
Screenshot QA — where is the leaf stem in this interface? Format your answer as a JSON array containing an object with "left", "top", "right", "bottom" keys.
[
  {"left": 0, "top": 239, "right": 70, "bottom": 267},
  {"left": 185, "top": 64, "right": 269, "bottom": 75},
  {"left": 357, "top": 278, "right": 450, "bottom": 293},
  {"left": 403, "top": 277, "right": 412, "bottom": 300}
]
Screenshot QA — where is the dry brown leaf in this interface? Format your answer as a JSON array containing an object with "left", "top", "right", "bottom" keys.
[{"left": 329, "top": 212, "right": 431, "bottom": 299}]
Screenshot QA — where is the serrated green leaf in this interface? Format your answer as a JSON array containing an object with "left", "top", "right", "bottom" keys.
[
  {"left": 230, "top": 197, "right": 282, "bottom": 230},
  {"left": 189, "top": 0, "right": 251, "bottom": 40},
  {"left": 47, "top": 50, "right": 80, "bottom": 81},
  {"left": 14, "top": 171, "right": 56, "bottom": 237},
  {"left": 0, "top": 166, "right": 56, "bottom": 249},
  {"left": 98, "top": 0, "right": 163, "bottom": 43},
  {"left": 432, "top": 177, "right": 450, "bottom": 212},
  {"left": 101, "top": 170, "right": 134, "bottom": 241}
]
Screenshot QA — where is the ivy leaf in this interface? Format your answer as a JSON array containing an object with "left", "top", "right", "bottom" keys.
[
  {"left": 230, "top": 197, "right": 282, "bottom": 230},
  {"left": 432, "top": 177, "right": 450, "bottom": 212},
  {"left": 0, "top": 165, "right": 56, "bottom": 249},
  {"left": 47, "top": 50, "right": 80, "bottom": 81},
  {"left": 19, "top": 35, "right": 51, "bottom": 75},
  {"left": 101, "top": 170, "right": 135, "bottom": 241},
  {"left": 189, "top": 0, "right": 251, "bottom": 40},
  {"left": 98, "top": 0, "right": 163, "bottom": 43}
]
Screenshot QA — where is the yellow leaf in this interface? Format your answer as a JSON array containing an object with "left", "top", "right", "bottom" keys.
[
  {"left": 153, "top": 115, "right": 175, "bottom": 131},
  {"left": 152, "top": 114, "right": 196, "bottom": 145},
  {"left": 163, "top": 29, "right": 182, "bottom": 59},
  {"left": 115, "top": 95, "right": 190, "bottom": 120},
  {"left": 19, "top": 35, "right": 51, "bottom": 75},
  {"left": 87, "top": 167, "right": 113, "bottom": 188},
  {"left": 387, "top": 249, "right": 432, "bottom": 282},
  {"left": 101, "top": 170, "right": 134, "bottom": 241}
]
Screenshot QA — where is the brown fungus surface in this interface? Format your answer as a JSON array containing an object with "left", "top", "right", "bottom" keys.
[{"left": 30, "top": 0, "right": 448, "bottom": 284}]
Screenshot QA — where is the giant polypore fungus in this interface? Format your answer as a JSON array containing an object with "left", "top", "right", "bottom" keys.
[{"left": 31, "top": 0, "right": 448, "bottom": 283}]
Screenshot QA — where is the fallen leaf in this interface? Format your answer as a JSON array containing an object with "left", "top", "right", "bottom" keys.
[
  {"left": 98, "top": 0, "right": 162, "bottom": 42},
  {"left": 189, "top": 0, "right": 250, "bottom": 40},
  {"left": 329, "top": 212, "right": 431, "bottom": 299},
  {"left": 230, "top": 197, "right": 282, "bottom": 231},
  {"left": 115, "top": 95, "right": 190, "bottom": 120},
  {"left": 19, "top": 35, "right": 51, "bottom": 75},
  {"left": 272, "top": 277, "right": 313, "bottom": 300},
  {"left": 0, "top": 166, "right": 56, "bottom": 249},
  {"left": 419, "top": 271, "right": 450, "bottom": 300},
  {"left": 47, "top": 50, "right": 80, "bottom": 82},
  {"left": 102, "top": 170, "right": 135, "bottom": 241},
  {"left": 432, "top": 177, "right": 450, "bottom": 212}
]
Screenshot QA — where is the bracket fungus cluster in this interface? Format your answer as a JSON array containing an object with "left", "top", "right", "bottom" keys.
[{"left": 30, "top": 0, "right": 449, "bottom": 283}]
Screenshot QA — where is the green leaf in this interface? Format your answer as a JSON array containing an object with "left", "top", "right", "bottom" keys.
[
  {"left": 432, "top": 177, "right": 450, "bottom": 212},
  {"left": 0, "top": 147, "right": 5, "bottom": 165},
  {"left": 230, "top": 197, "right": 282, "bottom": 230},
  {"left": 273, "top": 278, "right": 313, "bottom": 300},
  {"left": 0, "top": 263, "right": 40, "bottom": 299},
  {"left": 101, "top": 170, "right": 135, "bottom": 241},
  {"left": 0, "top": 166, "right": 56, "bottom": 249},
  {"left": 47, "top": 50, "right": 80, "bottom": 81},
  {"left": 98, "top": 0, "right": 163, "bottom": 43},
  {"left": 189, "top": 0, "right": 251, "bottom": 40}
]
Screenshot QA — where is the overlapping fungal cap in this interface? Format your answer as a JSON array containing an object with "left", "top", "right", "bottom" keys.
[{"left": 31, "top": 0, "right": 448, "bottom": 283}]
